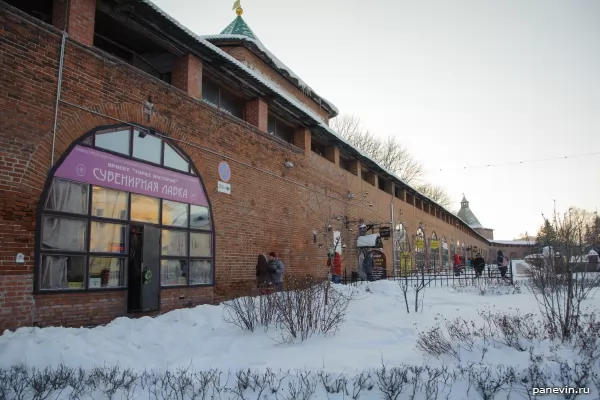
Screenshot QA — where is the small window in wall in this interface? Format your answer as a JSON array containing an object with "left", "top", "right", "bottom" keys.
[
  {"left": 37, "top": 125, "right": 215, "bottom": 292},
  {"left": 267, "top": 114, "right": 294, "bottom": 144},
  {"left": 311, "top": 140, "right": 327, "bottom": 157},
  {"left": 201, "top": 76, "right": 244, "bottom": 119},
  {"left": 202, "top": 78, "right": 219, "bottom": 107}
]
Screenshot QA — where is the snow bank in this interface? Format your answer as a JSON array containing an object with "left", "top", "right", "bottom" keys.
[{"left": 0, "top": 280, "right": 569, "bottom": 373}]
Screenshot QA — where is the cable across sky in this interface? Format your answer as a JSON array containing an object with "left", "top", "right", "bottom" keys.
[{"left": 423, "top": 150, "right": 600, "bottom": 174}]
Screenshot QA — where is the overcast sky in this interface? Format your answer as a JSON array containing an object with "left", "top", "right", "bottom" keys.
[{"left": 150, "top": 0, "right": 600, "bottom": 240}]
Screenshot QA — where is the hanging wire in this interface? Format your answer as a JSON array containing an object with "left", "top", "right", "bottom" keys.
[{"left": 423, "top": 151, "right": 600, "bottom": 174}]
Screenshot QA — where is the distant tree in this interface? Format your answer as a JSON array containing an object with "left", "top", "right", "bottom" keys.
[
  {"left": 413, "top": 183, "right": 453, "bottom": 209},
  {"left": 331, "top": 114, "right": 452, "bottom": 208},
  {"left": 537, "top": 219, "right": 558, "bottom": 248},
  {"left": 584, "top": 214, "right": 600, "bottom": 247}
]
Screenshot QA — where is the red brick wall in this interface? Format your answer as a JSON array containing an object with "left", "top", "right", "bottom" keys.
[
  {"left": 0, "top": 4, "right": 489, "bottom": 332},
  {"left": 172, "top": 54, "right": 203, "bottom": 100},
  {"left": 52, "top": 0, "right": 96, "bottom": 46},
  {"left": 245, "top": 98, "right": 268, "bottom": 132}
]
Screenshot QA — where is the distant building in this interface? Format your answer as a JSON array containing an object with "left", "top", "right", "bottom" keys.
[{"left": 456, "top": 195, "right": 536, "bottom": 260}]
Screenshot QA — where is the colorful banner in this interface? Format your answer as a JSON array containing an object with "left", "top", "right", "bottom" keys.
[
  {"left": 416, "top": 238, "right": 425, "bottom": 249},
  {"left": 55, "top": 145, "right": 208, "bottom": 206},
  {"left": 430, "top": 240, "right": 440, "bottom": 250}
]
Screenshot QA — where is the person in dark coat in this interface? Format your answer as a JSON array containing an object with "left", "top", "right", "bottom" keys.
[
  {"left": 363, "top": 251, "right": 375, "bottom": 282},
  {"left": 256, "top": 254, "right": 271, "bottom": 291},
  {"left": 268, "top": 252, "right": 285, "bottom": 292},
  {"left": 473, "top": 253, "right": 486, "bottom": 278},
  {"left": 497, "top": 250, "right": 509, "bottom": 278}
]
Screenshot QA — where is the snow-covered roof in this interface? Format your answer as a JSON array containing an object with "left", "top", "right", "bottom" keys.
[
  {"left": 202, "top": 33, "right": 339, "bottom": 118},
  {"left": 357, "top": 234, "right": 380, "bottom": 248},
  {"left": 491, "top": 240, "right": 537, "bottom": 246},
  {"left": 137, "top": 0, "right": 491, "bottom": 244}
]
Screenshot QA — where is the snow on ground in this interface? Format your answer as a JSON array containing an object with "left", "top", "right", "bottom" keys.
[
  {"left": 2, "top": 268, "right": 600, "bottom": 399},
  {"left": 0, "top": 277, "right": 593, "bottom": 374}
]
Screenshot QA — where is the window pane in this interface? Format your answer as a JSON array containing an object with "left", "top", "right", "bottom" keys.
[
  {"left": 45, "top": 178, "right": 89, "bottom": 214},
  {"left": 162, "top": 200, "right": 188, "bottom": 227},
  {"left": 89, "top": 257, "right": 126, "bottom": 288},
  {"left": 202, "top": 78, "right": 219, "bottom": 106},
  {"left": 190, "top": 232, "right": 211, "bottom": 257},
  {"left": 133, "top": 130, "right": 161, "bottom": 164},
  {"left": 161, "top": 259, "right": 187, "bottom": 286},
  {"left": 161, "top": 230, "right": 187, "bottom": 256},
  {"left": 95, "top": 129, "right": 131, "bottom": 155},
  {"left": 163, "top": 143, "right": 189, "bottom": 172},
  {"left": 190, "top": 205, "right": 211, "bottom": 230},
  {"left": 267, "top": 115, "right": 276, "bottom": 135},
  {"left": 190, "top": 260, "right": 212, "bottom": 285},
  {"left": 92, "top": 186, "right": 128, "bottom": 220},
  {"left": 40, "top": 255, "right": 86, "bottom": 290},
  {"left": 130, "top": 194, "right": 159, "bottom": 224},
  {"left": 90, "top": 222, "right": 127, "bottom": 253},
  {"left": 42, "top": 216, "right": 87, "bottom": 251},
  {"left": 276, "top": 122, "right": 294, "bottom": 144},
  {"left": 220, "top": 90, "right": 244, "bottom": 119}
]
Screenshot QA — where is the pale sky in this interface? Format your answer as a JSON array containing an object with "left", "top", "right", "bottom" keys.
[{"left": 150, "top": 0, "right": 600, "bottom": 240}]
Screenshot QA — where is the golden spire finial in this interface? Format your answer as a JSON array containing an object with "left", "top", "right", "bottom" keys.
[{"left": 232, "top": 0, "right": 243, "bottom": 16}]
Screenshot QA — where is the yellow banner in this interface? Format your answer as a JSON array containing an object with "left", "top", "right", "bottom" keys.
[
  {"left": 416, "top": 238, "right": 425, "bottom": 249},
  {"left": 399, "top": 251, "right": 412, "bottom": 276},
  {"left": 430, "top": 240, "right": 439, "bottom": 250}
]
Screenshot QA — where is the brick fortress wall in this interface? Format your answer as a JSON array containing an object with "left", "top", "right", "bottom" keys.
[{"left": 0, "top": 3, "right": 488, "bottom": 331}]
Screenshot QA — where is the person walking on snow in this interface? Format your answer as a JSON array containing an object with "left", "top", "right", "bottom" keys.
[
  {"left": 256, "top": 254, "right": 272, "bottom": 293},
  {"left": 497, "top": 250, "right": 509, "bottom": 279},
  {"left": 453, "top": 253, "right": 462, "bottom": 276},
  {"left": 268, "top": 252, "right": 285, "bottom": 292},
  {"left": 363, "top": 251, "right": 375, "bottom": 282},
  {"left": 327, "top": 250, "right": 343, "bottom": 284},
  {"left": 473, "top": 253, "right": 486, "bottom": 278}
]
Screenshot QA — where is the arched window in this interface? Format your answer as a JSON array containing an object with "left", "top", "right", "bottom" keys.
[
  {"left": 441, "top": 237, "right": 449, "bottom": 269},
  {"left": 35, "top": 125, "right": 214, "bottom": 311},
  {"left": 430, "top": 232, "right": 440, "bottom": 271}
]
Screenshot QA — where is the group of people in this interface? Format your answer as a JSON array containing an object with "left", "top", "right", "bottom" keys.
[
  {"left": 326, "top": 249, "right": 375, "bottom": 283},
  {"left": 255, "top": 249, "right": 511, "bottom": 290},
  {"left": 453, "top": 250, "right": 510, "bottom": 278},
  {"left": 255, "top": 252, "right": 285, "bottom": 292}
]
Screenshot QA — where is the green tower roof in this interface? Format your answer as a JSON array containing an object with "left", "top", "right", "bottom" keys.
[{"left": 220, "top": 15, "right": 260, "bottom": 41}]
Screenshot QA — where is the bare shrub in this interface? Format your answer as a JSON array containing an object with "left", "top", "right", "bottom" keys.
[
  {"left": 422, "top": 365, "right": 456, "bottom": 400},
  {"left": 274, "top": 276, "right": 356, "bottom": 343},
  {"left": 285, "top": 370, "right": 316, "bottom": 400},
  {"left": 478, "top": 308, "right": 546, "bottom": 351},
  {"left": 416, "top": 325, "right": 461, "bottom": 361},
  {"left": 350, "top": 370, "right": 374, "bottom": 400},
  {"left": 514, "top": 350, "right": 553, "bottom": 400},
  {"left": 467, "top": 364, "right": 515, "bottom": 400},
  {"left": 223, "top": 295, "right": 259, "bottom": 332},
  {"left": 375, "top": 364, "right": 410, "bottom": 400},
  {"left": 526, "top": 210, "right": 600, "bottom": 341},
  {"left": 222, "top": 275, "right": 356, "bottom": 342}
]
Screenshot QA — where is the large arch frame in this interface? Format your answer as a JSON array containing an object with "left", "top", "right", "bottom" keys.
[{"left": 33, "top": 123, "right": 216, "bottom": 294}]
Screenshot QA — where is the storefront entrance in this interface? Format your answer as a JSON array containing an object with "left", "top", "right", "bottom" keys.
[{"left": 127, "top": 225, "right": 160, "bottom": 313}]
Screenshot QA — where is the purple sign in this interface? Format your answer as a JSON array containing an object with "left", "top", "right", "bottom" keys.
[{"left": 55, "top": 145, "right": 208, "bottom": 206}]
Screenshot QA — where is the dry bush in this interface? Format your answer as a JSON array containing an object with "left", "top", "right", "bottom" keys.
[
  {"left": 526, "top": 211, "right": 600, "bottom": 341},
  {"left": 222, "top": 275, "right": 358, "bottom": 343}
]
